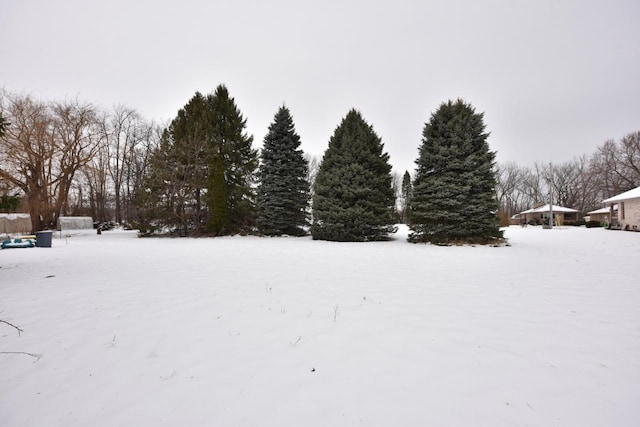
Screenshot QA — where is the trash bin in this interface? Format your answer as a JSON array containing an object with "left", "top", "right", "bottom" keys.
[{"left": 35, "top": 230, "right": 53, "bottom": 248}]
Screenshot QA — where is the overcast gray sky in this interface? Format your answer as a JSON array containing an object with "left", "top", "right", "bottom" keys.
[{"left": 2, "top": 0, "right": 639, "bottom": 174}]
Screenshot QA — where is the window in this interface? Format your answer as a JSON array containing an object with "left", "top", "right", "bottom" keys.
[{"left": 620, "top": 202, "right": 625, "bottom": 220}]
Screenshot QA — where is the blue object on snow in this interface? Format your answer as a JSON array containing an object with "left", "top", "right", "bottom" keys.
[{"left": 1, "top": 238, "right": 36, "bottom": 249}]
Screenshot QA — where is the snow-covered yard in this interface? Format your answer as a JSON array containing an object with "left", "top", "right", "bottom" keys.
[{"left": 1, "top": 225, "right": 639, "bottom": 426}]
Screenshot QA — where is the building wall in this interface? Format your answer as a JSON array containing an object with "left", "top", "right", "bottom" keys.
[
  {"left": 619, "top": 198, "right": 640, "bottom": 230},
  {"left": 589, "top": 213, "right": 609, "bottom": 223},
  {"left": 523, "top": 211, "right": 579, "bottom": 225},
  {"left": 0, "top": 213, "right": 32, "bottom": 234}
]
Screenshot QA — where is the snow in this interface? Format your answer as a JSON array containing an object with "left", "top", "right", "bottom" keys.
[
  {"left": 0, "top": 213, "right": 30, "bottom": 220},
  {"left": 1, "top": 226, "right": 639, "bottom": 426},
  {"left": 603, "top": 185, "right": 640, "bottom": 204},
  {"left": 519, "top": 204, "right": 579, "bottom": 214},
  {"left": 588, "top": 206, "right": 616, "bottom": 215}
]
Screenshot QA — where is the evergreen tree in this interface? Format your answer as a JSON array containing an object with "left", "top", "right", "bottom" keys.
[
  {"left": 0, "top": 194, "right": 21, "bottom": 212},
  {"left": 207, "top": 149, "right": 229, "bottom": 235},
  {"left": 400, "top": 170, "right": 412, "bottom": 223},
  {"left": 256, "top": 106, "right": 309, "bottom": 236},
  {"left": 206, "top": 85, "right": 259, "bottom": 234},
  {"left": 408, "top": 99, "right": 502, "bottom": 244},
  {"left": 170, "top": 92, "right": 211, "bottom": 234},
  {"left": 312, "top": 109, "right": 396, "bottom": 241},
  {"left": 137, "top": 129, "right": 189, "bottom": 236},
  {"left": 137, "top": 85, "right": 257, "bottom": 236}
]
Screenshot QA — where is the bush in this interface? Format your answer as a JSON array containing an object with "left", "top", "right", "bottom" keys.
[
  {"left": 585, "top": 220, "right": 602, "bottom": 228},
  {"left": 0, "top": 194, "right": 21, "bottom": 212}
]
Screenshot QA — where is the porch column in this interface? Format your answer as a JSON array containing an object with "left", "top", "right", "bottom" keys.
[{"left": 609, "top": 204, "right": 614, "bottom": 226}]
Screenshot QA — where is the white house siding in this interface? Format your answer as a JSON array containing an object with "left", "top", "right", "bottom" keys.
[{"left": 619, "top": 198, "right": 640, "bottom": 230}]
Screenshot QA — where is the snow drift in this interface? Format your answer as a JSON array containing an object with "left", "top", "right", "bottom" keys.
[{"left": 1, "top": 225, "right": 638, "bottom": 426}]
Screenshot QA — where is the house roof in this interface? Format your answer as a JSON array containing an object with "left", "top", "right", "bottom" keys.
[
  {"left": 602, "top": 186, "right": 640, "bottom": 204},
  {"left": 0, "top": 213, "right": 31, "bottom": 219},
  {"left": 587, "top": 206, "right": 617, "bottom": 215},
  {"left": 519, "top": 204, "right": 579, "bottom": 215}
]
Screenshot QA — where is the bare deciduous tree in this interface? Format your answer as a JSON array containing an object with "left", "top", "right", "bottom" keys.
[
  {"left": 81, "top": 142, "right": 110, "bottom": 222},
  {"left": 520, "top": 162, "right": 547, "bottom": 208},
  {"left": 591, "top": 132, "right": 640, "bottom": 200},
  {"left": 617, "top": 131, "right": 640, "bottom": 188},
  {"left": 102, "top": 105, "right": 146, "bottom": 223},
  {"left": 0, "top": 91, "right": 101, "bottom": 232},
  {"left": 495, "top": 161, "right": 522, "bottom": 217}
]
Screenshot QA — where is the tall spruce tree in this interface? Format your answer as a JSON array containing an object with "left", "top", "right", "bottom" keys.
[
  {"left": 256, "top": 106, "right": 309, "bottom": 236},
  {"left": 408, "top": 99, "right": 502, "bottom": 244},
  {"left": 206, "top": 85, "right": 259, "bottom": 234},
  {"left": 138, "top": 120, "right": 208, "bottom": 236},
  {"left": 136, "top": 129, "right": 182, "bottom": 235},
  {"left": 400, "top": 170, "right": 412, "bottom": 223},
  {"left": 311, "top": 109, "right": 396, "bottom": 241},
  {"left": 170, "top": 92, "right": 210, "bottom": 234}
]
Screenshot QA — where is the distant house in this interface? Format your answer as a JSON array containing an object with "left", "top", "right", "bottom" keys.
[
  {"left": 512, "top": 204, "right": 580, "bottom": 226},
  {"left": 586, "top": 206, "right": 617, "bottom": 225},
  {"left": 602, "top": 186, "right": 640, "bottom": 231}
]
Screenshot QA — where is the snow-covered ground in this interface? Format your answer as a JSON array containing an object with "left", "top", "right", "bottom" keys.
[{"left": 1, "top": 225, "right": 639, "bottom": 426}]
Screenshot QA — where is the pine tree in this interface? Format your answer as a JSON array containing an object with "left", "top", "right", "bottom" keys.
[
  {"left": 137, "top": 85, "right": 257, "bottom": 236},
  {"left": 136, "top": 130, "right": 183, "bottom": 235},
  {"left": 169, "top": 92, "right": 210, "bottom": 234},
  {"left": 207, "top": 149, "right": 229, "bottom": 235},
  {"left": 311, "top": 109, "right": 396, "bottom": 241},
  {"left": 408, "top": 99, "right": 502, "bottom": 244},
  {"left": 256, "top": 106, "right": 309, "bottom": 236},
  {"left": 206, "top": 85, "right": 259, "bottom": 234},
  {"left": 400, "top": 170, "right": 412, "bottom": 223}
]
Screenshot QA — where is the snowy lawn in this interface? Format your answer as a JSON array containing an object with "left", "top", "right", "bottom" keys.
[{"left": 1, "top": 225, "right": 639, "bottom": 426}]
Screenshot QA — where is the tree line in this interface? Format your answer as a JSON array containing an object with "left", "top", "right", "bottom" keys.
[
  {"left": 494, "top": 131, "right": 640, "bottom": 225},
  {"left": 2, "top": 87, "right": 636, "bottom": 242},
  {"left": 0, "top": 90, "right": 156, "bottom": 232}
]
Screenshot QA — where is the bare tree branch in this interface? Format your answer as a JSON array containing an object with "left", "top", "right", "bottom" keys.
[
  {"left": 0, "top": 351, "right": 43, "bottom": 360},
  {"left": 0, "top": 319, "right": 23, "bottom": 336}
]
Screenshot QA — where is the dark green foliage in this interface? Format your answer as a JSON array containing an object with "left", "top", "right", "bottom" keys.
[
  {"left": 256, "top": 106, "right": 309, "bottom": 236},
  {"left": 169, "top": 92, "right": 210, "bottom": 234},
  {"left": 311, "top": 109, "right": 397, "bottom": 241},
  {"left": 138, "top": 85, "right": 258, "bottom": 236},
  {"left": 563, "top": 220, "right": 586, "bottom": 227},
  {"left": 136, "top": 129, "right": 188, "bottom": 235},
  {"left": 402, "top": 171, "right": 412, "bottom": 200},
  {"left": 0, "top": 194, "right": 21, "bottom": 212},
  {"left": 409, "top": 99, "right": 502, "bottom": 244},
  {"left": 399, "top": 170, "right": 412, "bottom": 223},
  {"left": 207, "top": 150, "right": 229, "bottom": 235},
  {"left": 206, "top": 85, "right": 259, "bottom": 233}
]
